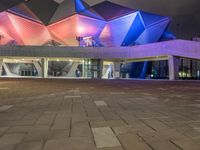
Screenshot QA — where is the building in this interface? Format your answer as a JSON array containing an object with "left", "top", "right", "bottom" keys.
[{"left": 0, "top": 0, "right": 200, "bottom": 80}]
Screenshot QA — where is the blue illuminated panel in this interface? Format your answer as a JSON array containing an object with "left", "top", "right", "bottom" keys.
[
  {"left": 122, "top": 13, "right": 145, "bottom": 46},
  {"left": 75, "top": 0, "right": 87, "bottom": 12}
]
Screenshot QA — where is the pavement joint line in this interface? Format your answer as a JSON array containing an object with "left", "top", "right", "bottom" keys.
[
  {"left": 169, "top": 140, "right": 184, "bottom": 150},
  {"left": 136, "top": 132, "right": 154, "bottom": 150},
  {"left": 94, "top": 101, "right": 107, "bottom": 106}
]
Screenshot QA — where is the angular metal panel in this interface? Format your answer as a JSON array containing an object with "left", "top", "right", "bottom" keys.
[
  {"left": 76, "top": 14, "right": 106, "bottom": 37},
  {"left": 139, "top": 11, "right": 169, "bottom": 27},
  {"left": 122, "top": 13, "right": 145, "bottom": 46},
  {"left": 25, "top": 0, "right": 58, "bottom": 25},
  {"left": 48, "top": 14, "right": 106, "bottom": 46},
  {"left": 8, "top": 3, "right": 41, "bottom": 23},
  {"left": 0, "top": 12, "right": 23, "bottom": 44},
  {"left": 92, "top": 1, "right": 135, "bottom": 21},
  {"left": 7, "top": 13, "right": 51, "bottom": 45},
  {"left": 100, "top": 13, "right": 137, "bottom": 47},
  {"left": 135, "top": 19, "right": 170, "bottom": 44},
  {"left": 48, "top": 15, "right": 78, "bottom": 46},
  {"left": 75, "top": 0, "right": 89, "bottom": 12},
  {"left": 79, "top": 8, "right": 105, "bottom": 20},
  {"left": 0, "top": 27, "right": 14, "bottom": 45},
  {"left": 49, "top": 0, "right": 92, "bottom": 24}
]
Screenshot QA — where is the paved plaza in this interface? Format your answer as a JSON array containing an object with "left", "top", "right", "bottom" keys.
[{"left": 0, "top": 79, "right": 200, "bottom": 150}]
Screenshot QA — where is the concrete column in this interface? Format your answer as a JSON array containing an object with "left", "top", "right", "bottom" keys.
[
  {"left": 41, "top": 58, "right": 48, "bottom": 78},
  {"left": 168, "top": 56, "right": 179, "bottom": 80},
  {"left": 98, "top": 59, "right": 103, "bottom": 79},
  {"left": 0, "top": 58, "right": 3, "bottom": 76},
  {"left": 114, "top": 62, "right": 121, "bottom": 79}
]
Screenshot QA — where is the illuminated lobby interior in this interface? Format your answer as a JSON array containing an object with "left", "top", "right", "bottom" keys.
[{"left": 0, "top": 0, "right": 200, "bottom": 80}]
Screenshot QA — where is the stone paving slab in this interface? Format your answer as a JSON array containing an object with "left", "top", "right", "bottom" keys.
[
  {"left": 24, "top": 129, "right": 69, "bottom": 142},
  {"left": 0, "top": 105, "right": 13, "bottom": 112},
  {"left": 43, "top": 137, "right": 96, "bottom": 150},
  {"left": 118, "top": 133, "right": 152, "bottom": 150},
  {"left": 64, "top": 96, "right": 81, "bottom": 99},
  {"left": 90, "top": 120, "right": 126, "bottom": 128},
  {"left": 0, "top": 127, "right": 9, "bottom": 136},
  {"left": 149, "top": 140, "right": 181, "bottom": 150},
  {"left": 15, "top": 141, "right": 43, "bottom": 150},
  {"left": 94, "top": 101, "right": 108, "bottom": 106},
  {"left": 71, "top": 121, "right": 91, "bottom": 137},
  {"left": 92, "top": 127, "right": 121, "bottom": 148},
  {"left": 170, "top": 138, "right": 200, "bottom": 150},
  {"left": 0, "top": 79, "right": 200, "bottom": 149},
  {"left": 0, "top": 133, "right": 25, "bottom": 148}
]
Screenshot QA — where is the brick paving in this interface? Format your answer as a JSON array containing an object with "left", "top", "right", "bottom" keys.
[{"left": 0, "top": 78, "right": 200, "bottom": 150}]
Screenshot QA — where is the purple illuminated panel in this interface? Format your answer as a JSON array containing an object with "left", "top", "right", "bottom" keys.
[{"left": 100, "top": 13, "right": 138, "bottom": 47}]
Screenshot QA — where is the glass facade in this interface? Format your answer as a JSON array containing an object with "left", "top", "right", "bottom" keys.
[
  {"left": 120, "top": 58, "right": 200, "bottom": 80},
  {"left": 179, "top": 58, "right": 200, "bottom": 80},
  {"left": 2, "top": 63, "right": 37, "bottom": 76},
  {"left": 150, "top": 60, "right": 169, "bottom": 79},
  {"left": 1, "top": 57, "right": 200, "bottom": 80},
  {"left": 83, "top": 59, "right": 102, "bottom": 78},
  {"left": 121, "top": 60, "right": 169, "bottom": 79}
]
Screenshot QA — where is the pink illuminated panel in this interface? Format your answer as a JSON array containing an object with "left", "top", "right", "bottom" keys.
[
  {"left": 47, "top": 15, "right": 78, "bottom": 46},
  {"left": 0, "top": 12, "right": 23, "bottom": 44},
  {"left": 76, "top": 14, "right": 106, "bottom": 37},
  {"left": 48, "top": 14, "right": 106, "bottom": 46},
  {"left": 0, "top": 27, "right": 15, "bottom": 45},
  {"left": 7, "top": 13, "right": 51, "bottom": 45}
]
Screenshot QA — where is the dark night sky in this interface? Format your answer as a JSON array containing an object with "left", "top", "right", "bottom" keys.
[{"left": 86, "top": 0, "right": 200, "bottom": 16}]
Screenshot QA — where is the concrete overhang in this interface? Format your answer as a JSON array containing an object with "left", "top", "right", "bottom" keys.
[{"left": 0, "top": 40, "right": 200, "bottom": 60}]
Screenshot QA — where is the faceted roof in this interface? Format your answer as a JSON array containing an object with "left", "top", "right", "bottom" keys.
[
  {"left": 8, "top": 3, "right": 42, "bottom": 23},
  {"left": 49, "top": 0, "right": 90, "bottom": 24},
  {"left": 0, "top": 0, "right": 171, "bottom": 47},
  {"left": 25, "top": 0, "right": 59, "bottom": 25},
  {"left": 8, "top": 0, "right": 59, "bottom": 25},
  {"left": 7, "top": 0, "right": 104, "bottom": 25}
]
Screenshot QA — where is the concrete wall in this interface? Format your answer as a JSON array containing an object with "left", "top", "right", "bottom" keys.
[{"left": 0, "top": 40, "right": 200, "bottom": 60}]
